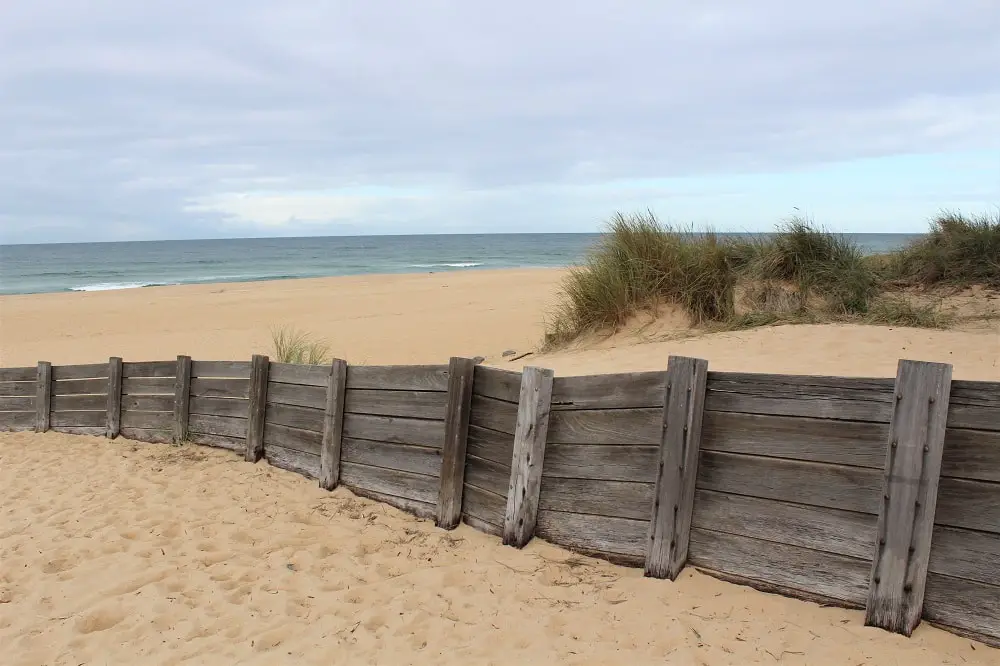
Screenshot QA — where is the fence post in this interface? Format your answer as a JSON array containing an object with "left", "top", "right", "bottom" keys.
[
  {"left": 245, "top": 354, "right": 269, "bottom": 462},
  {"left": 106, "top": 356, "right": 123, "bottom": 439},
  {"left": 173, "top": 355, "right": 192, "bottom": 443},
  {"left": 645, "top": 356, "right": 709, "bottom": 579},
  {"left": 319, "top": 358, "right": 348, "bottom": 490},
  {"left": 437, "top": 356, "right": 476, "bottom": 529},
  {"left": 35, "top": 361, "right": 51, "bottom": 433},
  {"left": 503, "top": 366, "right": 554, "bottom": 548},
  {"left": 865, "top": 359, "right": 952, "bottom": 636}
]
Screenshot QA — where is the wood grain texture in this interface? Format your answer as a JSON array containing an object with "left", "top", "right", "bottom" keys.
[
  {"left": 173, "top": 355, "right": 192, "bottom": 444},
  {"left": 50, "top": 411, "right": 106, "bottom": 427},
  {"left": 121, "top": 410, "right": 173, "bottom": 430},
  {"left": 342, "top": 413, "right": 445, "bottom": 449},
  {"left": 265, "top": 444, "right": 320, "bottom": 479},
  {"left": 551, "top": 371, "right": 666, "bottom": 410},
  {"left": 346, "top": 388, "right": 448, "bottom": 420},
  {"left": 472, "top": 365, "right": 521, "bottom": 403},
  {"left": 264, "top": 422, "right": 323, "bottom": 455},
  {"left": 119, "top": 428, "right": 173, "bottom": 444},
  {"left": 265, "top": 402, "right": 324, "bottom": 432},
  {"left": 923, "top": 573, "right": 1000, "bottom": 645},
  {"left": 266, "top": 362, "right": 329, "bottom": 386},
  {"left": 346, "top": 364, "right": 449, "bottom": 392},
  {"left": 462, "top": 484, "right": 506, "bottom": 528},
  {"left": 122, "top": 361, "right": 176, "bottom": 378},
  {"left": 340, "top": 461, "right": 438, "bottom": 505},
  {"left": 929, "top": 525, "right": 1000, "bottom": 585},
  {"left": 50, "top": 426, "right": 106, "bottom": 436},
  {"left": 189, "top": 378, "right": 249, "bottom": 399},
  {"left": 463, "top": 513, "right": 503, "bottom": 537},
  {"left": 52, "top": 378, "right": 108, "bottom": 395},
  {"left": 0, "top": 381, "right": 35, "bottom": 397},
  {"left": 347, "top": 486, "right": 437, "bottom": 521},
  {"left": 190, "top": 360, "right": 251, "bottom": 379},
  {"left": 250, "top": 361, "right": 274, "bottom": 456},
  {"left": 52, "top": 363, "right": 110, "bottom": 380},
  {"left": 438, "top": 357, "right": 476, "bottom": 529},
  {"left": 123, "top": 377, "right": 176, "bottom": 395},
  {"left": 0, "top": 412, "right": 35, "bottom": 431},
  {"left": 467, "top": 425, "right": 515, "bottom": 467},
  {"left": 503, "top": 366, "right": 554, "bottom": 547},
  {"left": 35, "top": 362, "right": 51, "bottom": 432},
  {"left": 320, "top": 359, "right": 348, "bottom": 491},
  {"left": 0, "top": 367, "right": 36, "bottom": 382},
  {"left": 0, "top": 397, "right": 35, "bottom": 411},
  {"left": 51, "top": 394, "right": 107, "bottom": 411},
  {"left": 123, "top": 395, "right": 174, "bottom": 412},
  {"left": 106, "top": 357, "right": 123, "bottom": 438},
  {"left": 934, "top": 477, "right": 1000, "bottom": 533},
  {"left": 464, "top": 455, "right": 511, "bottom": 497},
  {"left": 947, "top": 380, "right": 1000, "bottom": 431},
  {"left": 189, "top": 396, "right": 249, "bottom": 418},
  {"left": 266, "top": 381, "right": 327, "bottom": 410},
  {"left": 341, "top": 438, "right": 442, "bottom": 477},
  {"left": 535, "top": 510, "right": 648, "bottom": 559},
  {"left": 188, "top": 413, "right": 248, "bottom": 439},
  {"left": 546, "top": 408, "right": 661, "bottom": 446},
  {"left": 188, "top": 432, "right": 244, "bottom": 452},
  {"left": 540, "top": 477, "right": 653, "bottom": 520},
  {"left": 942, "top": 428, "right": 1000, "bottom": 482},
  {"left": 946, "top": 405, "right": 1000, "bottom": 432},
  {"left": 470, "top": 394, "right": 518, "bottom": 435}
]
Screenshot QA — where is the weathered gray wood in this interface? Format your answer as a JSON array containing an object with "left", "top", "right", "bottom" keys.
[
  {"left": 540, "top": 477, "right": 653, "bottom": 520},
  {"left": 264, "top": 422, "right": 323, "bottom": 455},
  {"left": 190, "top": 396, "right": 250, "bottom": 418},
  {"left": 547, "top": 408, "right": 661, "bottom": 446},
  {"left": 244, "top": 354, "right": 269, "bottom": 463},
  {"left": 472, "top": 365, "right": 522, "bottom": 403},
  {"left": 106, "top": 357, "right": 123, "bottom": 438},
  {"left": 552, "top": 371, "right": 666, "bottom": 410},
  {"left": 0, "top": 367, "right": 36, "bottom": 382},
  {"left": 698, "top": 451, "right": 883, "bottom": 514},
  {"left": 51, "top": 378, "right": 108, "bottom": 395},
  {"left": 319, "top": 358, "right": 348, "bottom": 490},
  {"left": 266, "top": 381, "right": 327, "bottom": 410},
  {"left": 189, "top": 377, "right": 249, "bottom": 399},
  {"left": 0, "top": 381, "right": 35, "bottom": 397},
  {"left": 341, "top": 438, "right": 442, "bottom": 476},
  {"left": 188, "top": 431, "right": 244, "bottom": 452},
  {"left": 51, "top": 394, "right": 107, "bottom": 411},
  {"left": 123, "top": 395, "right": 174, "bottom": 412},
  {"left": 929, "top": 525, "right": 1000, "bottom": 585},
  {"left": 946, "top": 404, "right": 1000, "bottom": 431},
  {"left": 342, "top": 413, "right": 445, "bottom": 449},
  {"left": 702, "top": 411, "right": 887, "bottom": 468},
  {"left": 189, "top": 413, "right": 248, "bottom": 439},
  {"left": 121, "top": 410, "right": 173, "bottom": 430},
  {"left": 923, "top": 573, "right": 1000, "bottom": 646},
  {"left": 689, "top": 527, "right": 870, "bottom": 605},
  {"left": 265, "top": 402, "right": 324, "bottom": 432},
  {"left": 941, "top": 428, "right": 1000, "bottom": 482},
  {"left": 122, "top": 361, "right": 176, "bottom": 378},
  {"left": 934, "top": 477, "right": 1000, "bottom": 533},
  {"left": 950, "top": 380, "right": 1000, "bottom": 408},
  {"left": 437, "top": 357, "right": 476, "bottom": 529},
  {"left": 190, "top": 360, "right": 251, "bottom": 378},
  {"left": 119, "top": 428, "right": 173, "bottom": 444},
  {"left": 467, "top": 425, "right": 515, "bottom": 466},
  {"left": 347, "top": 364, "right": 449, "bottom": 392},
  {"left": 348, "top": 485, "right": 437, "bottom": 521},
  {"left": 503, "top": 366, "right": 554, "bottom": 548},
  {"left": 645, "top": 356, "right": 709, "bottom": 579},
  {"left": 123, "top": 377, "right": 176, "bottom": 395},
  {"left": 51, "top": 363, "right": 110, "bottom": 380},
  {"left": 463, "top": 513, "right": 503, "bottom": 537},
  {"left": 173, "top": 355, "right": 191, "bottom": 444},
  {"left": 543, "top": 445, "right": 659, "bottom": 483},
  {"left": 692, "top": 489, "right": 878, "bottom": 560},
  {"left": 465, "top": 455, "right": 511, "bottom": 497},
  {"left": 265, "top": 444, "right": 320, "bottom": 479},
  {"left": 535, "top": 510, "right": 648, "bottom": 560},
  {"left": 462, "top": 484, "right": 506, "bottom": 528},
  {"left": 340, "top": 461, "right": 438, "bottom": 504},
  {"left": 50, "top": 426, "right": 106, "bottom": 436},
  {"left": 346, "top": 388, "right": 448, "bottom": 420},
  {"left": 35, "top": 362, "right": 51, "bottom": 432},
  {"left": 947, "top": 380, "right": 1000, "bottom": 431},
  {"left": 706, "top": 373, "right": 894, "bottom": 422},
  {"left": 266, "top": 362, "right": 329, "bottom": 386},
  {"left": 0, "top": 397, "right": 34, "bottom": 411},
  {"left": 0, "top": 412, "right": 35, "bottom": 431},
  {"left": 50, "top": 411, "right": 105, "bottom": 427},
  {"left": 866, "top": 360, "right": 952, "bottom": 637},
  {"left": 469, "top": 394, "right": 518, "bottom": 435}
]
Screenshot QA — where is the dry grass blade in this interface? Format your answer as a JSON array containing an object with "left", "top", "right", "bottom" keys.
[{"left": 270, "top": 325, "right": 331, "bottom": 365}]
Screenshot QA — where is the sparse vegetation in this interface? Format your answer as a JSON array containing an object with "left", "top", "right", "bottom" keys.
[
  {"left": 270, "top": 326, "right": 331, "bottom": 365},
  {"left": 885, "top": 211, "right": 1000, "bottom": 289}
]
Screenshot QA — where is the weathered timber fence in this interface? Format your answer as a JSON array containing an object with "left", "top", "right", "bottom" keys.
[{"left": 0, "top": 355, "right": 998, "bottom": 648}]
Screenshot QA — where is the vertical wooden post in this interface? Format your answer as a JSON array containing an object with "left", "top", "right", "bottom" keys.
[
  {"left": 245, "top": 354, "right": 269, "bottom": 462},
  {"left": 865, "top": 359, "right": 952, "bottom": 636},
  {"left": 645, "top": 356, "right": 709, "bottom": 580},
  {"left": 35, "top": 361, "right": 51, "bottom": 433},
  {"left": 437, "top": 357, "right": 476, "bottom": 529},
  {"left": 106, "top": 357, "right": 123, "bottom": 439},
  {"left": 173, "top": 355, "right": 192, "bottom": 443},
  {"left": 319, "top": 358, "right": 348, "bottom": 490},
  {"left": 503, "top": 366, "right": 554, "bottom": 548}
]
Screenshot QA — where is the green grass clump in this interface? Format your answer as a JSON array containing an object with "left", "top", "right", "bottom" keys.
[
  {"left": 862, "top": 296, "right": 953, "bottom": 329},
  {"left": 270, "top": 326, "right": 331, "bottom": 365},
  {"left": 886, "top": 211, "right": 1000, "bottom": 289}
]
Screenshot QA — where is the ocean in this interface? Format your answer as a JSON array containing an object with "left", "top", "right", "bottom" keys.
[{"left": 0, "top": 233, "right": 921, "bottom": 296}]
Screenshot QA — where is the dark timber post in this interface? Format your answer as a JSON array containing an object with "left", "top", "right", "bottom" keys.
[
  {"left": 503, "top": 366, "right": 554, "bottom": 548},
  {"left": 319, "top": 358, "right": 348, "bottom": 490},
  {"left": 173, "top": 355, "right": 192, "bottom": 443},
  {"left": 865, "top": 359, "right": 952, "bottom": 636},
  {"left": 437, "top": 356, "right": 476, "bottom": 529},
  {"left": 245, "top": 354, "right": 269, "bottom": 462},
  {"left": 35, "top": 361, "right": 51, "bottom": 433},
  {"left": 645, "top": 356, "right": 709, "bottom": 579},
  {"left": 106, "top": 356, "right": 123, "bottom": 438}
]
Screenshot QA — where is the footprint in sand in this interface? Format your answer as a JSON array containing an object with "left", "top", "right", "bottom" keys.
[{"left": 75, "top": 606, "right": 126, "bottom": 634}]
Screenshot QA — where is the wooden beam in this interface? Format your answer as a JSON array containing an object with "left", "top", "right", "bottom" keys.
[
  {"left": 106, "top": 357, "right": 123, "bottom": 439},
  {"left": 645, "top": 355, "right": 709, "bottom": 579},
  {"left": 35, "top": 361, "right": 51, "bottom": 433},
  {"left": 865, "top": 359, "right": 952, "bottom": 636},
  {"left": 437, "top": 357, "right": 476, "bottom": 529},
  {"left": 173, "top": 355, "right": 192, "bottom": 443},
  {"left": 503, "top": 366, "right": 554, "bottom": 548},
  {"left": 244, "top": 354, "right": 269, "bottom": 462},
  {"left": 319, "top": 358, "right": 348, "bottom": 490}
]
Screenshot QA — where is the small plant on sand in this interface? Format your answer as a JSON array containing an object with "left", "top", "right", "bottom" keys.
[
  {"left": 270, "top": 325, "right": 331, "bottom": 365},
  {"left": 862, "top": 295, "right": 953, "bottom": 329},
  {"left": 884, "top": 211, "right": 1000, "bottom": 289}
]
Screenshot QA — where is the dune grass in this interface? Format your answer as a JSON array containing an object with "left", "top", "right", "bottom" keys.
[
  {"left": 270, "top": 326, "right": 331, "bottom": 365},
  {"left": 885, "top": 211, "right": 1000, "bottom": 289}
]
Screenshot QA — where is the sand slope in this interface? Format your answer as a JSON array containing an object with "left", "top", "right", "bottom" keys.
[{"left": 1, "top": 431, "right": 994, "bottom": 665}]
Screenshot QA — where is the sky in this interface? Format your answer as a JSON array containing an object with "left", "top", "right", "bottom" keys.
[{"left": 0, "top": 1, "right": 998, "bottom": 244}]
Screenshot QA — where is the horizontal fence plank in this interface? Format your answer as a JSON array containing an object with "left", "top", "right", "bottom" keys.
[
  {"left": 187, "top": 432, "right": 243, "bottom": 452},
  {"left": 349, "top": 485, "right": 437, "bottom": 521},
  {"left": 546, "top": 408, "right": 661, "bottom": 446},
  {"left": 341, "top": 438, "right": 442, "bottom": 477},
  {"left": 122, "top": 377, "right": 175, "bottom": 395},
  {"left": 472, "top": 366, "right": 521, "bottom": 403},
  {"left": 347, "top": 365, "right": 449, "bottom": 392},
  {"left": 942, "top": 428, "right": 1000, "bottom": 482},
  {"left": 538, "top": 477, "right": 653, "bottom": 520},
  {"left": 0, "top": 381, "right": 34, "bottom": 397},
  {"left": 702, "top": 411, "right": 886, "bottom": 468},
  {"left": 188, "top": 413, "right": 248, "bottom": 439},
  {"left": 189, "top": 378, "right": 249, "bottom": 399},
  {"left": 121, "top": 411, "right": 173, "bottom": 430},
  {"left": 265, "top": 444, "right": 320, "bottom": 479},
  {"left": 551, "top": 371, "right": 666, "bottom": 410},
  {"left": 535, "top": 510, "right": 647, "bottom": 560},
  {"left": 463, "top": 513, "right": 503, "bottom": 537},
  {"left": 189, "top": 396, "right": 248, "bottom": 418},
  {"left": 462, "top": 484, "right": 506, "bottom": 528},
  {"left": 345, "top": 388, "right": 448, "bottom": 420},
  {"left": 266, "top": 381, "right": 327, "bottom": 410},
  {"left": 267, "top": 362, "right": 328, "bottom": 386},
  {"left": 119, "top": 428, "right": 173, "bottom": 444},
  {"left": 950, "top": 380, "right": 1000, "bottom": 408},
  {"left": 263, "top": 423, "right": 322, "bottom": 456},
  {"left": 0, "top": 367, "right": 36, "bottom": 382},
  {"left": 191, "top": 360, "right": 252, "bottom": 379},
  {"left": 923, "top": 573, "right": 1000, "bottom": 645},
  {"left": 265, "top": 402, "right": 324, "bottom": 433},
  {"left": 543, "top": 444, "right": 658, "bottom": 483},
  {"left": 121, "top": 395, "right": 174, "bottom": 412},
  {"left": 469, "top": 394, "right": 518, "bottom": 435},
  {"left": 689, "top": 527, "right": 869, "bottom": 606},
  {"left": 343, "top": 413, "right": 445, "bottom": 449},
  {"left": 340, "top": 461, "right": 438, "bottom": 505},
  {"left": 464, "top": 455, "right": 510, "bottom": 497},
  {"left": 0, "top": 412, "right": 35, "bottom": 430},
  {"left": 929, "top": 525, "right": 1000, "bottom": 586},
  {"left": 51, "top": 394, "right": 106, "bottom": 411},
  {"left": 0, "top": 396, "right": 34, "bottom": 411},
  {"left": 122, "top": 361, "right": 176, "bottom": 378},
  {"left": 52, "top": 363, "right": 109, "bottom": 380},
  {"left": 697, "top": 451, "right": 882, "bottom": 515},
  {"left": 51, "top": 378, "right": 107, "bottom": 395},
  {"left": 935, "top": 477, "right": 1000, "bottom": 533},
  {"left": 467, "top": 425, "right": 514, "bottom": 467},
  {"left": 50, "top": 411, "right": 105, "bottom": 427},
  {"left": 692, "top": 489, "right": 877, "bottom": 560},
  {"left": 50, "top": 426, "right": 105, "bottom": 436},
  {"left": 947, "top": 404, "right": 1000, "bottom": 431}
]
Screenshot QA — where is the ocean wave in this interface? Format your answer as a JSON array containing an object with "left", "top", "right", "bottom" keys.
[
  {"left": 408, "top": 262, "right": 484, "bottom": 269},
  {"left": 70, "top": 282, "right": 169, "bottom": 292}
]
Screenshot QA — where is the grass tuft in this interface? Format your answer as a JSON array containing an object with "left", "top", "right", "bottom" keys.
[
  {"left": 885, "top": 210, "right": 1000, "bottom": 289},
  {"left": 270, "top": 326, "right": 331, "bottom": 365}
]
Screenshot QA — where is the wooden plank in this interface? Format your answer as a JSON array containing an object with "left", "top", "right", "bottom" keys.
[
  {"left": 935, "top": 477, "right": 1000, "bottom": 533},
  {"left": 347, "top": 485, "right": 437, "bottom": 521},
  {"left": 245, "top": 354, "right": 269, "bottom": 463},
  {"left": 470, "top": 394, "right": 518, "bottom": 435},
  {"left": 0, "top": 412, "right": 35, "bottom": 431},
  {"left": 50, "top": 426, "right": 106, "bottom": 437},
  {"left": 503, "top": 366, "right": 555, "bottom": 548},
  {"left": 189, "top": 377, "right": 249, "bottom": 399},
  {"left": 689, "top": 527, "right": 870, "bottom": 605},
  {"left": 465, "top": 455, "right": 510, "bottom": 497},
  {"left": 0, "top": 367, "right": 36, "bottom": 382},
  {"left": 467, "top": 425, "right": 515, "bottom": 467},
  {"left": 437, "top": 357, "right": 476, "bottom": 529},
  {"left": 122, "top": 395, "right": 173, "bottom": 412},
  {"left": 173, "top": 355, "right": 192, "bottom": 443},
  {"left": 119, "top": 428, "right": 173, "bottom": 444},
  {"left": 35, "top": 362, "right": 51, "bottom": 432},
  {"left": 320, "top": 359, "right": 348, "bottom": 491},
  {"left": 347, "top": 364, "right": 449, "bottom": 392},
  {"left": 929, "top": 525, "right": 1000, "bottom": 586},
  {"left": 342, "top": 413, "right": 445, "bottom": 449},
  {"left": 188, "top": 432, "right": 243, "bottom": 452},
  {"left": 950, "top": 380, "right": 1000, "bottom": 408},
  {"left": 188, "top": 413, "right": 248, "bottom": 439},
  {"left": 473, "top": 365, "right": 522, "bottom": 403},
  {"left": 941, "top": 428, "right": 1000, "bottom": 482},
  {"left": 123, "top": 377, "right": 176, "bottom": 395},
  {"left": 122, "top": 361, "right": 176, "bottom": 378},
  {"left": 342, "top": 438, "right": 442, "bottom": 477},
  {"left": 264, "top": 422, "right": 323, "bottom": 455},
  {"left": 542, "top": 444, "right": 658, "bottom": 483},
  {"left": 51, "top": 378, "right": 107, "bottom": 395},
  {"left": 948, "top": 380, "right": 1000, "bottom": 431},
  {"left": 190, "top": 396, "right": 249, "bottom": 419},
  {"left": 552, "top": 371, "right": 666, "bottom": 410},
  {"left": 0, "top": 397, "right": 34, "bottom": 411},
  {"left": 463, "top": 513, "right": 503, "bottom": 537},
  {"left": 265, "top": 444, "right": 320, "bottom": 479},
  {"left": 535, "top": 510, "right": 648, "bottom": 560},
  {"left": 50, "top": 411, "right": 105, "bottom": 427},
  {"left": 265, "top": 402, "right": 324, "bottom": 432},
  {"left": 190, "top": 360, "right": 251, "bottom": 378},
  {"left": 52, "top": 394, "right": 108, "bottom": 411},
  {"left": 121, "top": 411, "right": 173, "bottom": 430},
  {"left": 546, "top": 408, "right": 661, "bottom": 446},
  {"left": 266, "top": 381, "right": 327, "bottom": 410},
  {"left": 692, "top": 489, "right": 877, "bottom": 560},
  {"left": 947, "top": 404, "right": 1000, "bottom": 431},
  {"left": 866, "top": 360, "right": 952, "bottom": 636},
  {"left": 702, "top": 411, "right": 887, "bottom": 469},
  {"left": 51, "top": 363, "right": 109, "bottom": 380},
  {"left": 266, "top": 362, "right": 329, "bottom": 386},
  {"left": 0, "top": 381, "right": 34, "bottom": 397},
  {"left": 340, "top": 461, "right": 438, "bottom": 505},
  {"left": 540, "top": 477, "right": 653, "bottom": 520},
  {"left": 346, "top": 388, "right": 448, "bottom": 420},
  {"left": 697, "top": 451, "right": 882, "bottom": 514},
  {"left": 462, "top": 484, "right": 506, "bottom": 528},
  {"left": 106, "top": 357, "right": 123, "bottom": 438},
  {"left": 923, "top": 573, "right": 1000, "bottom": 646}
]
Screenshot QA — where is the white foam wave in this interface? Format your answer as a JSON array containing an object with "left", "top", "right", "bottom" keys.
[
  {"left": 70, "top": 282, "right": 160, "bottom": 292},
  {"left": 409, "top": 262, "right": 484, "bottom": 268}
]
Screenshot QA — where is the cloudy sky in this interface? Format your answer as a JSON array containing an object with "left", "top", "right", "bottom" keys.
[{"left": 1, "top": 1, "right": 998, "bottom": 244}]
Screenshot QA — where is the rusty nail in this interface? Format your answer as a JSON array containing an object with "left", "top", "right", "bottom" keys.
[
  {"left": 929, "top": 396, "right": 935, "bottom": 404},
  {"left": 879, "top": 538, "right": 885, "bottom": 546},
  {"left": 904, "top": 583, "right": 913, "bottom": 593},
  {"left": 923, "top": 444, "right": 929, "bottom": 452},
  {"left": 896, "top": 393, "right": 902, "bottom": 401}
]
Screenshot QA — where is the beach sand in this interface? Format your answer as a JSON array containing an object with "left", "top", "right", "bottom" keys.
[{"left": 1, "top": 431, "right": 993, "bottom": 666}]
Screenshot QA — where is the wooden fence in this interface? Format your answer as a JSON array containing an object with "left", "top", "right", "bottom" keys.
[{"left": 0, "top": 355, "right": 997, "bottom": 647}]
